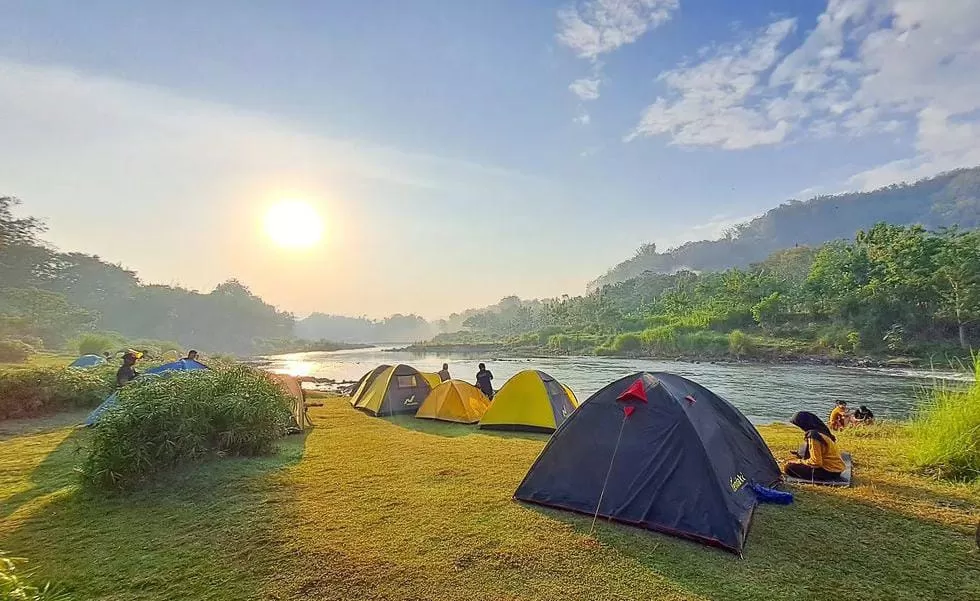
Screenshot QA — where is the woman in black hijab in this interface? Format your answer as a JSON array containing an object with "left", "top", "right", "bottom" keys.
[{"left": 784, "top": 411, "right": 845, "bottom": 481}]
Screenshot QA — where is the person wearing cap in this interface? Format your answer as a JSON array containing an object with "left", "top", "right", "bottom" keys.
[{"left": 116, "top": 352, "right": 140, "bottom": 387}]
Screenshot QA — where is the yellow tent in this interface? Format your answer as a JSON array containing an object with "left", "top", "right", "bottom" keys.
[
  {"left": 421, "top": 372, "right": 442, "bottom": 389},
  {"left": 350, "top": 364, "right": 391, "bottom": 407},
  {"left": 416, "top": 380, "right": 490, "bottom": 424},
  {"left": 352, "top": 364, "right": 434, "bottom": 416},
  {"left": 478, "top": 370, "right": 578, "bottom": 432}
]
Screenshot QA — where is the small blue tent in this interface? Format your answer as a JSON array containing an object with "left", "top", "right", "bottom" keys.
[
  {"left": 84, "top": 359, "right": 210, "bottom": 426},
  {"left": 69, "top": 354, "right": 107, "bottom": 368}
]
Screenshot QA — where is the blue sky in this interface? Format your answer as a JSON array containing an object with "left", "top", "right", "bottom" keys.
[{"left": 1, "top": 0, "right": 978, "bottom": 317}]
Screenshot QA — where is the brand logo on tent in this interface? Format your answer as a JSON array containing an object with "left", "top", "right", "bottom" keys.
[
  {"left": 730, "top": 473, "right": 747, "bottom": 492},
  {"left": 403, "top": 395, "right": 417, "bottom": 406}
]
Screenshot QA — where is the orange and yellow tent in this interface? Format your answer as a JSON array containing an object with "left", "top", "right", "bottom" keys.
[{"left": 416, "top": 380, "right": 490, "bottom": 424}]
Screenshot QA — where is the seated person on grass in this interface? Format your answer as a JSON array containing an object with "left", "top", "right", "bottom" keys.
[
  {"left": 829, "top": 400, "right": 852, "bottom": 431},
  {"left": 853, "top": 405, "right": 875, "bottom": 425},
  {"left": 783, "top": 411, "right": 846, "bottom": 481}
]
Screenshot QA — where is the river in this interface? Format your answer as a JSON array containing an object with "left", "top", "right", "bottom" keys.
[{"left": 261, "top": 346, "right": 973, "bottom": 424}]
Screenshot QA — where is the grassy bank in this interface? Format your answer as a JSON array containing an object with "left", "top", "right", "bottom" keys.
[{"left": 1, "top": 398, "right": 978, "bottom": 601}]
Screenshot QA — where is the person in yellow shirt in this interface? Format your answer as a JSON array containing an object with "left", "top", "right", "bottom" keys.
[
  {"left": 829, "top": 400, "right": 851, "bottom": 431},
  {"left": 783, "top": 411, "right": 845, "bottom": 481}
]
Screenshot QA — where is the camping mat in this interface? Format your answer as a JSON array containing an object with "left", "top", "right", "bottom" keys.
[{"left": 784, "top": 452, "right": 853, "bottom": 487}]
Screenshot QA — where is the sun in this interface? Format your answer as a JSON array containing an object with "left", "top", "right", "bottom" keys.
[{"left": 264, "top": 200, "right": 324, "bottom": 249}]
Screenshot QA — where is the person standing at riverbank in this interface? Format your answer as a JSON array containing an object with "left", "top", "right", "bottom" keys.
[
  {"left": 437, "top": 363, "right": 451, "bottom": 382},
  {"left": 475, "top": 363, "right": 494, "bottom": 400}
]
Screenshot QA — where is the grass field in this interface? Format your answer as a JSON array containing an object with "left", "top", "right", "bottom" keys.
[{"left": 1, "top": 398, "right": 978, "bottom": 600}]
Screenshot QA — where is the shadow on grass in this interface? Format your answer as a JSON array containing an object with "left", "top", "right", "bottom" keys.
[
  {"left": 383, "top": 414, "right": 477, "bottom": 437},
  {"left": 477, "top": 428, "right": 553, "bottom": 442},
  {"left": 521, "top": 485, "right": 980, "bottom": 601},
  {"left": 0, "top": 428, "right": 86, "bottom": 519},
  {"left": 1, "top": 430, "right": 310, "bottom": 601},
  {"left": 382, "top": 415, "right": 554, "bottom": 442}
]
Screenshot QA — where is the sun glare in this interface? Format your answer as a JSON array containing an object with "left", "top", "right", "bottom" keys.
[{"left": 264, "top": 200, "right": 324, "bottom": 249}]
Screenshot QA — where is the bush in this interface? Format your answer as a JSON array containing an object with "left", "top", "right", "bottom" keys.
[
  {"left": 611, "top": 332, "right": 643, "bottom": 353},
  {"left": 0, "top": 366, "right": 114, "bottom": 420},
  {"left": 76, "top": 332, "right": 123, "bottom": 356},
  {"left": 0, "top": 551, "right": 68, "bottom": 601},
  {"left": 908, "top": 362, "right": 980, "bottom": 481},
  {"left": 0, "top": 339, "right": 35, "bottom": 363},
  {"left": 728, "top": 329, "right": 752, "bottom": 358},
  {"left": 640, "top": 326, "right": 677, "bottom": 354},
  {"left": 80, "top": 366, "right": 294, "bottom": 490}
]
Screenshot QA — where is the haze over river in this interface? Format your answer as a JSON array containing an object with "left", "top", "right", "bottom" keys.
[{"left": 263, "top": 346, "right": 973, "bottom": 424}]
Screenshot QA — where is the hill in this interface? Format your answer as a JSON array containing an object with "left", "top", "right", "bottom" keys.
[{"left": 591, "top": 167, "right": 980, "bottom": 289}]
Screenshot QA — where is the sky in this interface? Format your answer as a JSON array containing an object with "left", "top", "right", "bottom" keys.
[{"left": 2, "top": 0, "right": 979, "bottom": 319}]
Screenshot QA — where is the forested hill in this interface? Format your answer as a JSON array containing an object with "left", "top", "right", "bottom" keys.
[{"left": 591, "top": 167, "right": 980, "bottom": 290}]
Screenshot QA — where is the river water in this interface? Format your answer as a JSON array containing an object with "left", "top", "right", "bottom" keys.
[{"left": 262, "top": 347, "right": 973, "bottom": 424}]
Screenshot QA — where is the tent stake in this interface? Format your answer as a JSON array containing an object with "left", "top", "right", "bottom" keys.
[{"left": 589, "top": 414, "right": 628, "bottom": 536}]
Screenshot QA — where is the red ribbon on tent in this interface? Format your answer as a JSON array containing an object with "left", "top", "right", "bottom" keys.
[
  {"left": 617, "top": 379, "right": 647, "bottom": 419},
  {"left": 685, "top": 394, "right": 696, "bottom": 404},
  {"left": 616, "top": 379, "right": 648, "bottom": 404}
]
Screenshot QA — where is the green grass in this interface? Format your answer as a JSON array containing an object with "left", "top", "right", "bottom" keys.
[
  {"left": 908, "top": 362, "right": 980, "bottom": 480},
  {"left": 2, "top": 399, "right": 979, "bottom": 600}
]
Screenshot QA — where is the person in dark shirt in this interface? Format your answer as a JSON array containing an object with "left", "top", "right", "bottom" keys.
[
  {"left": 853, "top": 405, "right": 875, "bottom": 425},
  {"left": 475, "top": 363, "right": 494, "bottom": 399},
  {"left": 185, "top": 349, "right": 199, "bottom": 362},
  {"left": 116, "top": 352, "right": 139, "bottom": 387},
  {"left": 437, "top": 363, "right": 451, "bottom": 382}
]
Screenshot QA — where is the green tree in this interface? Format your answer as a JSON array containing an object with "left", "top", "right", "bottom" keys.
[{"left": 934, "top": 229, "right": 980, "bottom": 348}]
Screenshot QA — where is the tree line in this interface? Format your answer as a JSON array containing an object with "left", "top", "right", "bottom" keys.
[
  {"left": 450, "top": 224, "right": 980, "bottom": 360},
  {"left": 1, "top": 196, "right": 292, "bottom": 355}
]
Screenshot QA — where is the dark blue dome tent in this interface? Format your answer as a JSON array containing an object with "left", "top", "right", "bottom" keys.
[{"left": 514, "top": 372, "right": 781, "bottom": 554}]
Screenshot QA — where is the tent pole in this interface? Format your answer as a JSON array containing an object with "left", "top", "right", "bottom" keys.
[{"left": 590, "top": 414, "right": 628, "bottom": 536}]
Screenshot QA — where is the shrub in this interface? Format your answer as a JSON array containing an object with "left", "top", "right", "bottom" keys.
[
  {"left": 728, "top": 329, "right": 752, "bottom": 358},
  {"left": 675, "top": 330, "right": 729, "bottom": 355},
  {"left": 611, "top": 332, "right": 643, "bottom": 354},
  {"left": 908, "top": 362, "right": 980, "bottom": 481},
  {"left": 0, "top": 339, "right": 35, "bottom": 363},
  {"left": 0, "top": 366, "right": 114, "bottom": 420},
  {"left": 76, "top": 332, "right": 123, "bottom": 356},
  {"left": 0, "top": 551, "right": 68, "bottom": 601},
  {"left": 640, "top": 326, "right": 677, "bottom": 354},
  {"left": 80, "top": 366, "right": 294, "bottom": 490}
]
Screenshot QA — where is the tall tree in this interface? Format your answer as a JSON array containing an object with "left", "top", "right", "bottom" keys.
[{"left": 934, "top": 229, "right": 980, "bottom": 348}]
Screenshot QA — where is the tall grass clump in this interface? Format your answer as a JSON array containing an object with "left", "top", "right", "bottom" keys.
[
  {"left": 0, "top": 339, "right": 35, "bottom": 363},
  {"left": 0, "top": 366, "right": 114, "bottom": 420},
  {"left": 0, "top": 551, "right": 68, "bottom": 601},
  {"left": 74, "top": 332, "right": 124, "bottom": 356},
  {"left": 80, "top": 366, "right": 294, "bottom": 490},
  {"left": 908, "top": 362, "right": 980, "bottom": 481}
]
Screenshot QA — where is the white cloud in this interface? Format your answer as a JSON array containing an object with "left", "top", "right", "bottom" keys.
[
  {"left": 628, "top": 18, "right": 797, "bottom": 148},
  {"left": 574, "top": 111, "right": 592, "bottom": 125},
  {"left": 569, "top": 77, "right": 601, "bottom": 100},
  {"left": 557, "top": 0, "right": 679, "bottom": 59},
  {"left": 629, "top": 0, "right": 980, "bottom": 185},
  {"left": 558, "top": 1, "right": 679, "bottom": 119}
]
